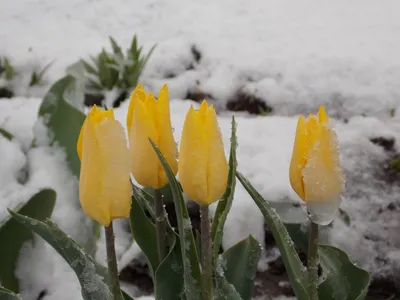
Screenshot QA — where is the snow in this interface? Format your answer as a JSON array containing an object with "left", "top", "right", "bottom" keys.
[
  {"left": 1, "top": 0, "right": 400, "bottom": 299},
  {"left": 3, "top": 0, "right": 400, "bottom": 118}
]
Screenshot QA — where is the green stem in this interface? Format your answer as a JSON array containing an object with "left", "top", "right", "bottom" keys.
[
  {"left": 105, "top": 222, "right": 123, "bottom": 300},
  {"left": 155, "top": 188, "right": 166, "bottom": 261},
  {"left": 307, "top": 221, "right": 319, "bottom": 300},
  {"left": 200, "top": 205, "right": 212, "bottom": 300}
]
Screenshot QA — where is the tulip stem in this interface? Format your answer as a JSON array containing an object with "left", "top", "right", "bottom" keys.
[
  {"left": 307, "top": 221, "right": 319, "bottom": 300},
  {"left": 200, "top": 205, "right": 212, "bottom": 300},
  {"left": 155, "top": 189, "right": 166, "bottom": 261},
  {"left": 105, "top": 222, "right": 123, "bottom": 300}
]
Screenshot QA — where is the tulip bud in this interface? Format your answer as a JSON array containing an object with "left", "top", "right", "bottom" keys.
[
  {"left": 179, "top": 100, "right": 228, "bottom": 206},
  {"left": 289, "top": 106, "right": 345, "bottom": 225},
  {"left": 77, "top": 105, "right": 132, "bottom": 226},
  {"left": 127, "top": 84, "right": 178, "bottom": 189}
]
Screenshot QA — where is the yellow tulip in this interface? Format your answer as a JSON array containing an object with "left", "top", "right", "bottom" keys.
[
  {"left": 289, "top": 106, "right": 345, "bottom": 224},
  {"left": 77, "top": 105, "right": 132, "bottom": 226},
  {"left": 127, "top": 84, "right": 178, "bottom": 189},
  {"left": 179, "top": 100, "right": 228, "bottom": 206}
]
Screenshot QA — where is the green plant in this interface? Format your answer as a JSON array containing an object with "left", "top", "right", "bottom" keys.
[
  {"left": 0, "top": 189, "right": 56, "bottom": 292},
  {"left": 389, "top": 158, "right": 400, "bottom": 173},
  {"left": 29, "top": 60, "right": 54, "bottom": 86},
  {"left": 3, "top": 79, "right": 370, "bottom": 300},
  {"left": 0, "top": 57, "right": 15, "bottom": 81},
  {"left": 80, "top": 35, "right": 155, "bottom": 93}
]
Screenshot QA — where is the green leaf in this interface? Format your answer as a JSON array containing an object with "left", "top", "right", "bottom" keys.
[
  {"left": 130, "top": 182, "right": 186, "bottom": 299},
  {"left": 149, "top": 139, "right": 202, "bottom": 300},
  {"left": 0, "top": 128, "right": 13, "bottom": 140},
  {"left": 269, "top": 201, "right": 307, "bottom": 224},
  {"left": 121, "top": 290, "right": 134, "bottom": 300},
  {"left": 3, "top": 57, "right": 15, "bottom": 80},
  {"left": 38, "top": 76, "right": 85, "bottom": 178},
  {"left": 29, "top": 60, "right": 54, "bottom": 86},
  {"left": 0, "top": 286, "right": 22, "bottom": 300},
  {"left": 221, "top": 235, "right": 261, "bottom": 300},
  {"left": 132, "top": 184, "right": 156, "bottom": 218},
  {"left": 109, "top": 36, "right": 123, "bottom": 58},
  {"left": 318, "top": 245, "right": 370, "bottom": 300},
  {"left": 143, "top": 183, "right": 174, "bottom": 205},
  {"left": 81, "top": 59, "right": 98, "bottom": 76},
  {"left": 338, "top": 208, "right": 351, "bottom": 226},
  {"left": 214, "top": 272, "right": 243, "bottom": 300},
  {"left": 0, "top": 189, "right": 56, "bottom": 292},
  {"left": 285, "top": 223, "right": 370, "bottom": 300},
  {"left": 236, "top": 171, "right": 310, "bottom": 300},
  {"left": 154, "top": 235, "right": 185, "bottom": 300},
  {"left": 211, "top": 115, "right": 237, "bottom": 259},
  {"left": 129, "top": 186, "right": 159, "bottom": 275},
  {"left": 129, "top": 36, "right": 138, "bottom": 57},
  {"left": 8, "top": 211, "right": 112, "bottom": 300}
]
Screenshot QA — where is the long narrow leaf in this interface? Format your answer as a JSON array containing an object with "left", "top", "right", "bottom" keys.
[
  {"left": 154, "top": 235, "right": 185, "bottom": 300},
  {"left": 149, "top": 139, "right": 202, "bottom": 300},
  {"left": 0, "top": 128, "right": 13, "bottom": 141},
  {"left": 109, "top": 36, "right": 123, "bottom": 58},
  {"left": 0, "top": 189, "right": 56, "bottom": 292},
  {"left": 129, "top": 187, "right": 159, "bottom": 275},
  {"left": 221, "top": 236, "right": 261, "bottom": 300},
  {"left": 236, "top": 171, "right": 310, "bottom": 300},
  {"left": 0, "top": 286, "right": 21, "bottom": 300},
  {"left": 211, "top": 115, "right": 237, "bottom": 259},
  {"left": 214, "top": 271, "right": 243, "bottom": 300},
  {"left": 8, "top": 211, "right": 112, "bottom": 300}
]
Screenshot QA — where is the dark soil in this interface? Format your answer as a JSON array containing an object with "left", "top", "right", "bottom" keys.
[
  {"left": 0, "top": 87, "right": 14, "bottom": 98},
  {"left": 84, "top": 93, "right": 104, "bottom": 107},
  {"left": 185, "top": 88, "right": 214, "bottom": 103},
  {"left": 226, "top": 90, "right": 272, "bottom": 115}
]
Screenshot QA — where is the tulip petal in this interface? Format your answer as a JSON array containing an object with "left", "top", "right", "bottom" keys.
[
  {"left": 289, "top": 115, "right": 308, "bottom": 200},
  {"left": 77, "top": 105, "right": 113, "bottom": 161},
  {"left": 302, "top": 125, "right": 344, "bottom": 204},
  {"left": 318, "top": 105, "right": 329, "bottom": 124},
  {"left": 157, "top": 85, "right": 178, "bottom": 185},
  {"left": 77, "top": 118, "right": 86, "bottom": 161},
  {"left": 307, "top": 194, "right": 342, "bottom": 225},
  {"left": 130, "top": 98, "right": 159, "bottom": 188},
  {"left": 179, "top": 106, "right": 208, "bottom": 204},
  {"left": 204, "top": 105, "right": 228, "bottom": 204},
  {"left": 79, "top": 106, "right": 131, "bottom": 226},
  {"left": 79, "top": 116, "right": 111, "bottom": 226},
  {"left": 127, "top": 86, "right": 147, "bottom": 136},
  {"left": 95, "top": 118, "right": 132, "bottom": 222}
]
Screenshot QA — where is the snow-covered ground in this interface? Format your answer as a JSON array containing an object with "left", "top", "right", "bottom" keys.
[
  {"left": 3, "top": 0, "right": 400, "bottom": 118},
  {"left": 1, "top": 0, "right": 400, "bottom": 299}
]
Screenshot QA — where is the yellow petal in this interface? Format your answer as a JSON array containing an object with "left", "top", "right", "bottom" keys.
[
  {"left": 204, "top": 105, "right": 228, "bottom": 204},
  {"left": 77, "top": 117, "right": 86, "bottom": 161},
  {"left": 302, "top": 125, "right": 344, "bottom": 203},
  {"left": 79, "top": 114, "right": 131, "bottom": 226},
  {"left": 157, "top": 85, "right": 178, "bottom": 186},
  {"left": 77, "top": 105, "right": 113, "bottom": 161},
  {"left": 95, "top": 118, "right": 132, "bottom": 222},
  {"left": 198, "top": 100, "right": 209, "bottom": 118},
  {"left": 136, "top": 83, "right": 145, "bottom": 91},
  {"left": 289, "top": 115, "right": 308, "bottom": 200},
  {"left": 127, "top": 86, "right": 146, "bottom": 136},
  {"left": 179, "top": 106, "right": 208, "bottom": 204},
  {"left": 318, "top": 105, "right": 329, "bottom": 124},
  {"left": 130, "top": 98, "right": 159, "bottom": 188}
]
